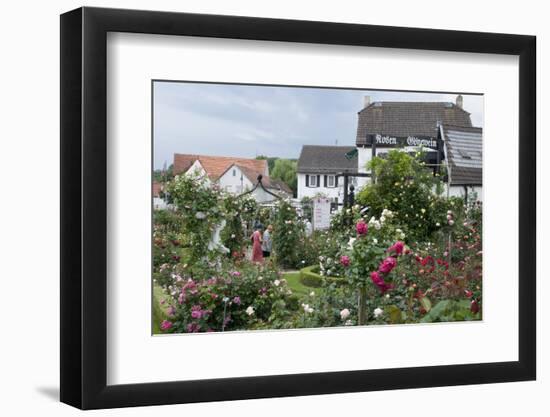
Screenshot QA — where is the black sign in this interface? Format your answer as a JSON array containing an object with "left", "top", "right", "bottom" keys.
[{"left": 367, "top": 134, "right": 438, "bottom": 149}]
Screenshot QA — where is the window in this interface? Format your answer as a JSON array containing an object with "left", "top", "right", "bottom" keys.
[
  {"left": 309, "top": 175, "right": 317, "bottom": 187},
  {"left": 232, "top": 169, "right": 236, "bottom": 176},
  {"left": 327, "top": 175, "right": 335, "bottom": 187}
]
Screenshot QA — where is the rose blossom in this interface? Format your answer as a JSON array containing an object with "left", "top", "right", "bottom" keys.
[
  {"left": 246, "top": 306, "right": 255, "bottom": 316},
  {"left": 340, "top": 308, "right": 351, "bottom": 320},
  {"left": 356, "top": 221, "right": 368, "bottom": 235},
  {"left": 187, "top": 322, "right": 201, "bottom": 333},
  {"left": 232, "top": 296, "right": 241, "bottom": 305},
  {"left": 160, "top": 320, "right": 173, "bottom": 331},
  {"left": 388, "top": 241, "right": 405, "bottom": 255},
  {"left": 370, "top": 271, "right": 394, "bottom": 294},
  {"left": 191, "top": 305, "right": 203, "bottom": 319},
  {"left": 166, "top": 305, "right": 176, "bottom": 317},
  {"left": 373, "top": 307, "right": 384, "bottom": 318},
  {"left": 340, "top": 255, "right": 351, "bottom": 267},
  {"left": 378, "top": 256, "right": 397, "bottom": 274}
]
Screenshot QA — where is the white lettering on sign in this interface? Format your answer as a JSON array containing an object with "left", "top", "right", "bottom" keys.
[
  {"left": 406, "top": 136, "right": 437, "bottom": 148},
  {"left": 375, "top": 134, "right": 397, "bottom": 145}
]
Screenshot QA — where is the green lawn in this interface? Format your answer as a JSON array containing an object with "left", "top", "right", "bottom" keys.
[
  {"left": 152, "top": 284, "right": 168, "bottom": 334},
  {"left": 283, "top": 271, "right": 320, "bottom": 297}
]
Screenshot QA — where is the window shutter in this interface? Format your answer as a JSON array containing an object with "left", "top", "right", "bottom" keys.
[
  {"left": 335, "top": 176, "right": 339, "bottom": 187},
  {"left": 324, "top": 175, "right": 327, "bottom": 187},
  {"left": 306, "top": 174, "right": 309, "bottom": 187},
  {"left": 316, "top": 175, "right": 320, "bottom": 188}
]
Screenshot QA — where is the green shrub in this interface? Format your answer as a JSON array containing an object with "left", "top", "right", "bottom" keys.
[
  {"left": 299, "top": 265, "right": 343, "bottom": 287},
  {"left": 356, "top": 150, "right": 460, "bottom": 242}
]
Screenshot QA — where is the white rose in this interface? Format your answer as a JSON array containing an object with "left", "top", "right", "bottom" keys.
[
  {"left": 246, "top": 306, "right": 255, "bottom": 316},
  {"left": 310, "top": 291, "right": 315, "bottom": 297},
  {"left": 273, "top": 279, "right": 280, "bottom": 287},
  {"left": 340, "top": 308, "right": 351, "bottom": 320},
  {"left": 374, "top": 307, "right": 384, "bottom": 318}
]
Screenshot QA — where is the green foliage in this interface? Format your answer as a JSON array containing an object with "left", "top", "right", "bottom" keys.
[
  {"left": 271, "top": 159, "right": 297, "bottom": 196},
  {"left": 255, "top": 155, "right": 278, "bottom": 172},
  {"left": 157, "top": 263, "right": 297, "bottom": 333},
  {"left": 153, "top": 164, "right": 173, "bottom": 182},
  {"left": 300, "top": 196, "right": 313, "bottom": 222},
  {"left": 299, "top": 265, "right": 343, "bottom": 287},
  {"left": 273, "top": 199, "right": 305, "bottom": 268},
  {"left": 421, "top": 299, "right": 480, "bottom": 323},
  {"left": 357, "top": 150, "right": 458, "bottom": 241},
  {"left": 165, "top": 173, "right": 225, "bottom": 264},
  {"left": 220, "top": 194, "right": 257, "bottom": 257}
]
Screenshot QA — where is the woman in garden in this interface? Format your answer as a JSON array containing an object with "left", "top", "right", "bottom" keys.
[{"left": 251, "top": 225, "right": 264, "bottom": 263}]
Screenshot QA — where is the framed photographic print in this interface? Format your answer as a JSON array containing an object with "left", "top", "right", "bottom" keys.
[{"left": 60, "top": 6, "right": 536, "bottom": 410}]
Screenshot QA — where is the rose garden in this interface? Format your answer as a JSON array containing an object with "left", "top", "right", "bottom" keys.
[{"left": 153, "top": 150, "right": 482, "bottom": 334}]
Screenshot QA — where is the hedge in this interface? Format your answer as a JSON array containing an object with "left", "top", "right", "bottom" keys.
[{"left": 299, "top": 265, "right": 343, "bottom": 287}]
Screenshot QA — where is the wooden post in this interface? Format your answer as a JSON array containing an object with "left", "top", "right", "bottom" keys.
[
  {"left": 358, "top": 286, "right": 367, "bottom": 325},
  {"left": 343, "top": 174, "right": 349, "bottom": 209},
  {"left": 371, "top": 135, "right": 377, "bottom": 184}
]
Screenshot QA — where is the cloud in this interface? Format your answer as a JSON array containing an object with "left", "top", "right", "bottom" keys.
[{"left": 153, "top": 82, "right": 484, "bottom": 169}]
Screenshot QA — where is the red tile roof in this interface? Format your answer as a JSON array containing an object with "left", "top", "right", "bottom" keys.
[
  {"left": 152, "top": 182, "right": 163, "bottom": 197},
  {"left": 173, "top": 154, "right": 268, "bottom": 180}
]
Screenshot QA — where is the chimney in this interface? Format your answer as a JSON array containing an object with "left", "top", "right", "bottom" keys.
[
  {"left": 456, "top": 94, "right": 463, "bottom": 109},
  {"left": 363, "top": 96, "right": 371, "bottom": 108}
]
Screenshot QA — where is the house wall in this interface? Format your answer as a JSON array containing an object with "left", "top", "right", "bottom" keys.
[
  {"left": 184, "top": 160, "right": 211, "bottom": 185},
  {"left": 218, "top": 165, "right": 254, "bottom": 194},
  {"left": 297, "top": 172, "right": 348, "bottom": 206},
  {"left": 447, "top": 185, "right": 483, "bottom": 202}
]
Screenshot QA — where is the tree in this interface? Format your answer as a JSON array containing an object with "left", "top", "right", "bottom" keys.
[
  {"left": 271, "top": 159, "right": 297, "bottom": 196},
  {"left": 356, "top": 150, "right": 458, "bottom": 241},
  {"left": 255, "top": 155, "right": 278, "bottom": 172}
]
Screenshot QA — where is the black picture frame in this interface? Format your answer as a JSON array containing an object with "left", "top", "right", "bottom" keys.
[{"left": 60, "top": 6, "right": 536, "bottom": 410}]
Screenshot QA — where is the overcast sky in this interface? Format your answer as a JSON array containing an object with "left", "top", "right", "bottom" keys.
[{"left": 153, "top": 81, "right": 483, "bottom": 170}]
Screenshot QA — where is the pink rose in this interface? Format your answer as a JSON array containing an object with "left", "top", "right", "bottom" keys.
[
  {"left": 378, "top": 256, "right": 397, "bottom": 274},
  {"left": 191, "top": 305, "right": 203, "bottom": 319},
  {"left": 388, "top": 241, "right": 405, "bottom": 255},
  {"left": 340, "top": 255, "right": 351, "bottom": 267},
  {"left": 187, "top": 322, "right": 201, "bottom": 333},
  {"left": 356, "top": 221, "right": 368, "bottom": 235},
  {"left": 166, "top": 305, "right": 176, "bottom": 317},
  {"left": 160, "top": 320, "right": 173, "bottom": 331},
  {"left": 370, "top": 271, "right": 393, "bottom": 294}
]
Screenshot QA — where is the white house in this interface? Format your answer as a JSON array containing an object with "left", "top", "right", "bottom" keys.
[
  {"left": 172, "top": 153, "right": 292, "bottom": 202},
  {"left": 296, "top": 145, "right": 358, "bottom": 208},
  {"left": 296, "top": 95, "right": 483, "bottom": 204}
]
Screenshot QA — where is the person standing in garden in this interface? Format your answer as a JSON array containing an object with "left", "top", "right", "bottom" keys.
[
  {"left": 262, "top": 224, "right": 273, "bottom": 258},
  {"left": 251, "top": 225, "right": 264, "bottom": 263}
]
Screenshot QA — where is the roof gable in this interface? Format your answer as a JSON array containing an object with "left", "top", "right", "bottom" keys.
[
  {"left": 173, "top": 154, "right": 268, "bottom": 180},
  {"left": 440, "top": 124, "right": 483, "bottom": 185},
  {"left": 356, "top": 102, "right": 473, "bottom": 145},
  {"left": 297, "top": 145, "right": 358, "bottom": 174}
]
